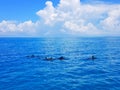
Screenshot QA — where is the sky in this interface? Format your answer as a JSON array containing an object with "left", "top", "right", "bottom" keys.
[{"left": 0, "top": 0, "right": 120, "bottom": 37}]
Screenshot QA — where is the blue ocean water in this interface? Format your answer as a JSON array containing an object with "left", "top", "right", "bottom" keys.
[{"left": 0, "top": 37, "right": 120, "bottom": 90}]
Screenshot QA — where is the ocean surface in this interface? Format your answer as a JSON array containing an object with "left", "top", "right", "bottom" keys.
[{"left": 0, "top": 37, "right": 120, "bottom": 90}]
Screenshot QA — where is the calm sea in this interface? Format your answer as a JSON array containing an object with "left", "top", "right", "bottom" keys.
[{"left": 0, "top": 37, "right": 120, "bottom": 90}]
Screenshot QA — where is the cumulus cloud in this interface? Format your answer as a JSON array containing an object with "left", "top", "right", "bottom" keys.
[
  {"left": 0, "top": 20, "right": 39, "bottom": 36},
  {"left": 36, "top": 0, "right": 120, "bottom": 36},
  {"left": 0, "top": 20, "right": 17, "bottom": 32},
  {"left": 37, "top": 1, "right": 57, "bottom": 25},
  {"left": 101, "top": 8, "right": 120, "bottom": 32},
  {"left": 0, "top": 0, "right": 120, "bottom": 36}
]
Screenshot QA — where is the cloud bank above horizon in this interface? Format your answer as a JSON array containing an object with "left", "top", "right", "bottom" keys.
[{"left": 0, "top": 0, "right": 120, "bottom": 37}]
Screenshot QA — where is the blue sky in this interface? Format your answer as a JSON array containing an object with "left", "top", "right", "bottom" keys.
[
  {"left": 0, "top": 0, "right": 120, "bottom": 37},
  {"left": 0, "top": 0, "right": 120, "bottom": 22},
  {"left": 0, "top": 0, "right": 59, "bottom": 22}
]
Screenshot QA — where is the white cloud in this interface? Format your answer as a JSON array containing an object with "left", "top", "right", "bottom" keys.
[
  {"left": 0, "top": 20, "right": 17, "bottom": 32},
  {"left": 36, "top": 0, "right": 120, "bottom": 36},
  {"left": 101, "top": 8, "right": 120, "bottom": 31},
  {"left": 36, "top": 1, "right": 57, "bottom": 25},
  {"left": 0, "top": 20, "right": 39, "bottom": 36},
  {"left": 17, "top": 21, "right": 37, "bottom": 32},
  {"left": 0, "top": 0, "right": 120, "bottom": 36}
]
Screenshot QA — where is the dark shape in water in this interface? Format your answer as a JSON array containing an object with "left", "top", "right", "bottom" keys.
[
  {"left": 58, "top": 56, "right": 65, "bottom": 60},
  {"left": 86, "top": 55, "right": 97, "bottom": 60},
  {"left": 31, "top": 55, "right": 35, "bottom": 58},
  {"left": 91, "top": 55, "right": 96, "bottom": 60}
]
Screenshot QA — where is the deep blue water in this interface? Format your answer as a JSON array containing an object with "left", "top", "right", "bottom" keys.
[{"left": 0, "top": 37, "right": 120, "bottom": 90}]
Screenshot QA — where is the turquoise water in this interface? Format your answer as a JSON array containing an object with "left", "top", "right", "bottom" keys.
[{"left": 0, "top": 37, "right": 120, "bottom": 90}]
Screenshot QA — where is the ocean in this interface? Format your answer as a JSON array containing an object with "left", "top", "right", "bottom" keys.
[{"left": 0, "top": 37, "right": 120, "bottom": 90}]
